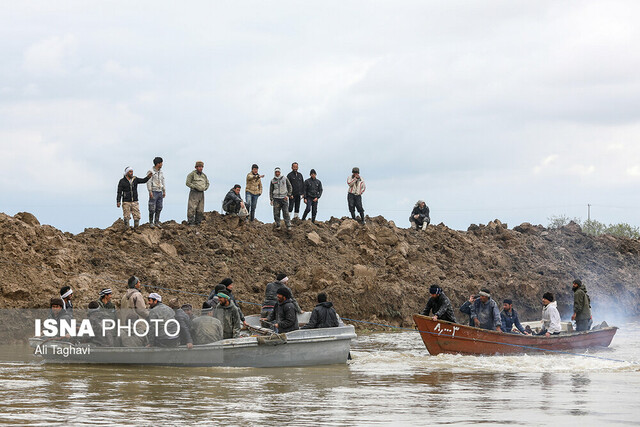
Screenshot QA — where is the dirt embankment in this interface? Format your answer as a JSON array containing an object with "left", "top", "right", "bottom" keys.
[{"left": 1, "top": 212, "right": 639, "bottom": 328}]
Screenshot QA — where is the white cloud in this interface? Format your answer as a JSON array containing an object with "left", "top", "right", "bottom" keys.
[{"left": 23, "top": 34, "right": 78, "bottom": 76}]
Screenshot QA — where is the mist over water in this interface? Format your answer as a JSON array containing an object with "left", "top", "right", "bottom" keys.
[{"left": 0, "top": 321, "right": 638, "bottom": 425}]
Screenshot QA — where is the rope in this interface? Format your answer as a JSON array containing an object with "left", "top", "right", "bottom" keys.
[{"left": 341, "top": 317, "right": 637, "bottom": 365}]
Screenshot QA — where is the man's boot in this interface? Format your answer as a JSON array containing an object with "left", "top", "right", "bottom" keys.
[
  {"left": 293, "top": 212, "right": 299, "bottom": 219},
  {"left": 422, "top": 222, "right": 428, "bottom": 231},
  {"left": 149, "top": 213, "right": 155, "bottom": 228},
  {"left": 124, "top": 219, "right": 130, "bottom": 230},
  {"left": 273, "top": 220, "right": 281, "bottom": 230},
  {"left": 154, "top": 212, "right": 162, "bottom": 228},
  {"left": 133, "top": 220, "right": 140, "bottom": 232}
]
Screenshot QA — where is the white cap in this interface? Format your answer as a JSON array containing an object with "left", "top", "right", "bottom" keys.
[{"left": 148, "top": 292, "right": 162, "bottom": 302}]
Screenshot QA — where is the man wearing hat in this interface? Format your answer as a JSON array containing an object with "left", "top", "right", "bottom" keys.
[
  {"left": 245, "top": 164, "right": 264, "bottom": 222},
  {"left": 571, "top": 279, "right": 592, "bottom": 332},
  {"left": 421, "top": 285, "right": 457, "bottom": 323},
  {"left": 147, "top": 156, "right": 166, "bottom": 228},
  {"left": 147, "top": 293, "right": 179, "bottom": 347},
  {"left": 185, "top": 161, "right": 210, "bottom": 226},
  {"left": 347, "top": 167, "right": 366, "bottom": 224},
  {"left": 59, "top": 286, "right": 74, "bottom": 318},
  {"left": 219, "top": 278, "right": 247, "bottom": 326},
  {"left": 500, "top": 299, "right": 528, "bottom": 334},
  {"left": 97, "top": 288, "right": 117, "bottom": 321},
  {"left": 261, "top": 273, "right": 301, "bottom": 318},
  {"left": 117, "top": 166, "right": 153, "bottom": 230},
  {"left": 213, "top": 291, "right": 242, "bottom": 339},
  {"left": 539, "top": 292, "right": 562, "bottom": 336},
  {"left": 302, "top": 169, "right": 323, "bottom": 223},
  {"left": 264, "top": 287, "right": 299, "bottom": 333},
  {"left": 269, "top": 167, "right": 293, "bottom": 230},
  {"left": 191, "top": 302, "right": 224, "bottom": 344},
  {"left": 470, "top": 288, "right": 502, "bottom": 331}
]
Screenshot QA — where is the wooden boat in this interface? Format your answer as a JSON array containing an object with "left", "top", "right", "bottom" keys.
[
  {"left": 29, "top": 314, "right": 356, "bottom": 368},
  {"left": 412, "top": 314, "right": 617, "bottom": 356}
]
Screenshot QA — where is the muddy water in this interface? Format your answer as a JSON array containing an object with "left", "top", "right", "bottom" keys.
[{"left": 1, "top": 322, "right": 639, "bottom": 425}]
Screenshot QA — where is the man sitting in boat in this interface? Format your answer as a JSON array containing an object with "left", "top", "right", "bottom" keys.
[
  {"left": 84, "top": 301, "right": 115, "bottom": 347},
  {"left": 191, "top": 302, "right": 223, "bottom": 344},
  {"left": 97, "top": 288, "right": 116, "bottom": 321},
  {"left": 420, "top": 285, "right": 456, "bottom": 323},
  {"left": 60, "top": 286, "right": 74, "bottom": 318},
  {"left": 470, "top": 289, "right": 502, "bottom": 332},
  {"left": 538, "top": 292, "right": 562, "bottom": 337},
  {"left": 459, "top": 294, "right": 477, "bottom": 326},
  {"left": 168, "top": 299, "right": 194, "bottom": 349},
  {"left": 500, "top": 299, "right": 529, "bottom": 334},
  {"left": 147, "top": 293, "right": 180, "bottom": 347},
  {"left": 261, "top": 273, "right": 302, "bottom": 318},
  {"left": 213, "top": 292, "right": 242, "bottom": 339},
  {"left": 301, "top": 293, "right": 339, "bottom": 329},
  {"left": 264, "top": 287, "right": 299, "bottom": 333}
]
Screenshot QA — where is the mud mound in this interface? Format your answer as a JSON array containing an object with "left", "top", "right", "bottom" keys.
[{"left": 1, "top": 212, "right": 639, "bottom": 329}]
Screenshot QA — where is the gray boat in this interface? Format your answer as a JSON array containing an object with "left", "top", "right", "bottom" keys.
[{"left": 28, "top": 313, "right": 356, "bottom": 368}]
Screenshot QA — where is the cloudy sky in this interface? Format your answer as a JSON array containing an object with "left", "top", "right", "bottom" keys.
[{"left": 1, "top": 1, "right": 639, "bottom": 233}]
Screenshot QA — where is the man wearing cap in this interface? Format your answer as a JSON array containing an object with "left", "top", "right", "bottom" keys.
[
  {"left": 571, "top": 279, "right": 592, "bottom": 332},
  {"left": 168, "top": 299, "right": 193, "bottom": 349},
  {"left": 539, "top": 292, "right": 562, "bottom": 336},
  {"left": 421, "top": 285, "right": 457, "bottom": 323},
  {"left": 147, "top": 293, "right": 179, "bottom": 347},
  {"left": 245, "top": 164, "right": 264, "bottom": 222},
  {"left": 302, "top": 169, "right": 323, "bottom": 223},
  {"left": 185, "top": 161, "right": 210, "bottom": 226},
  {"left": 500, "top": 299, "right": 528, "bottom": 334},
  {"left": 213, "top": 291, "right": 242, "bottom": 339},
  {"left": 287, "top": 162, "right": 305, "bottom": 219},
  {"left": 97, "top": 288, "right": 117, "bottom": 321},
  {"left": 470, "top": 288, "right": 502, "bottom": 332},
  {"left": 301, "top": 293, "right": 339, "bottom": 329},
  {"left": 191, "top": 302, "right": 224, "bottom": 344},
  {"left": 270, "top": 167, "right": 293, "bottom": 230},
  {"left": 265, "top": 287, "right": 299, "bottom": 333},
  {"left": 219, "top": 278, "right": 247, "bottom": 327},
  {"left": 459, "top": 294, "right": 477, "bottom": 326},
  {"left": 409, "top": 200, "right": 430, "bottom": 231},
  {"left": 347, "top": 167, "right": 366, "bottom": 224},
  {"left": 117, "top": 167, "right": 153, "bottom": 230},
  {"left": 147, "top": 156, "right": 166, "bottom": 228},
  {"left": 261, "top": 273, "right": 301, "bottom": 318},
  {"left": 222, "top": 185, "right": 246, "bottom": 217},
  {"left": 59, "top": 286, "right": 74, "bottom": 318}
]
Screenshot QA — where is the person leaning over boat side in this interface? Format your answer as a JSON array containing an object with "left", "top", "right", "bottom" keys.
[
  {"left": 421, "top": 285, "right": 457, "bottom": 323},
  {"left": 459, "top": 294, "right": 477, "bottom": 326},
  {"left": 538, "top": 292, "right": 561, "bottom": 337},
  {"left": 84, "top": 301, "right": 115, "bottom": 347},
  {"left": 97, "top": 288, "right": 117, "bottom": 321},
  {"left": 191, "top": 302, "right": 224, "bottom": 344},
  {"left": 185, "top": 161, "right": 210, "bottom": 226},
  {"left": 245, "top": 164, "right": 264, "bottom": 222},
  {"left": 265, "top": 287, "right": 299, "bottom": 333},
  {"left": 301, "top": 293, "right": 339, "bottom": 329},
  {"left": 261, "top": 273, "right": 302, "bottom": 318},
  {"left": 347, "top": 167, "right": 366, "bottom": 225},
  {"left": 221, "top": 277, "right": 248, "bottom": 327},
  {"left": 500, "top": 299, "right": 529, "bottom": 334},
  {"left": 287, "top": 162, "right": 305, "bottom": 219},
  {"left": 571, "top": 279, "right": 592, "bottom": 332},
  {"left": 147, "top": 293, "right": 179, "bottom": 348},
  {"left": 301, "top": 169, "right": 323, "bottom": 223},
  {"left": 168, "top": 299, "right": 193, "bottom": 349},
  {"left": 270, "top": 167, "right": 293, "bottom": 230},
  {"left": 409, "top": 200, "right": 430, "bottom": 231},
  {"left": 470, "top": 289, "right": 502, "bottom": 332},
  {"left": 59, "top": 286, "right": 74, "bottom": 318},
  {"left": 213, "top": 292, "right": 242, "bottom": 339},
  {"left": 147, "top": 156, "right": 165, "bottom": 228},
  {"left": 117, "top": 166, "right": 153, "bottom": 230}
]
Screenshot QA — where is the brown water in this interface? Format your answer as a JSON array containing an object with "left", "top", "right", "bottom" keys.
[{"left": 1, "top": 321, "right": 639, "bottom": 425}]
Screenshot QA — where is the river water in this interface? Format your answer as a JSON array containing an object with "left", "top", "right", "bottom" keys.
[{"left": 1, "top": 321, "right": 639, "bottom": 426}]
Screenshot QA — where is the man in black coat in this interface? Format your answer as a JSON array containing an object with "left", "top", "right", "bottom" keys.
[
  {"left": 421, "top": 285, "right": 457, "bottom": 323},
  {"left": 222, "top": 185, "right": 246, "bottom": 216},
  {"left": 117, "top": 167, "right": 152, "bottom": 230},
  {"left": 301, "top": 293, "right": 339, "bottom": 329},
  {"left": 287, "top": 162, "right": 305, "bottom": 219},
  {"left": 265, "top": 287, "right": 299, "bottom": 333},
  {"left": 301, "top": 169, "right": 323, "bottom": 223},
  {"left": 409, "top": 200, "right": 430, "bottom": 230}
]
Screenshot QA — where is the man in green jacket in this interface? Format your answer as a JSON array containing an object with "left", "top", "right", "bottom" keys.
[
  {"left": 571, "top": 279, "right": 592, "bottom": 332},
  {"left": 185, "top": 161, "right": 210, "bottom": 226}
]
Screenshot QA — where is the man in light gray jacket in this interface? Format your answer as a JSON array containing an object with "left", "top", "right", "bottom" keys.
[
  {"left": 147, "top": 293, "right": 180, "bottom": 347},
  {"left": 269, "top": 167, "right": 293, "bottom": 230},
  {"left": 147, "top": 156, "right": 165, "bottom": 228}
]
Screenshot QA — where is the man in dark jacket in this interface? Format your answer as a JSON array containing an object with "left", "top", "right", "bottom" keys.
[
  {"left": 459, "top": 294, "right": 477, "bottom": 326},
  {"left": 571, "top": 279, "right": 592, "bottom": 331},
  {"left": 409, "top": 200, "right": 430, "bottom": 230},
  {"left": 220, "top": 277, "right": 247, "bottom": 327},
  {"left": 301, "top": 169, "right": 323, "bottom": 223},
  {"left": 265, "top": 287, "right": 299, "bottom": 333},
  {"left": 222, "top": 185, "right": 246, "bottom": 216},
  {"left": 117, "top": 167, "right": 152, "bottom": 230},
  {"left": 302, "top": 293, "right": 339, "bottom": 329},
  {"left": 168, "top": 299, "right": 194, "bottom": 349},
  {"left": 500, "top": 299, "right": 529, "bottom": 334},
  {"left": 59, "top": 286, "right": 74, "bottom": 318},
  {"left": 84, "top": 301, "right": 115, "bottom": 347},
  {"left": 261, "top": 273, "right": 301, "bottom": 318},
  {"left": 287, "top": 162, "right": 305, "bottom": 219},
  {"left": 421, "top": 285, "right": 457, "bottom": 323}
]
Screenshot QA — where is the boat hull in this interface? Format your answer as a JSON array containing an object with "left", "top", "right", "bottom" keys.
[{"left": 412, "top": 314, "right": 617, "bottom": 356}]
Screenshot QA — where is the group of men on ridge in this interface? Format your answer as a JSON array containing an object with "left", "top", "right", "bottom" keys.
[{"left": 421, "top": 278, "right": 593, "bottom": 336}]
